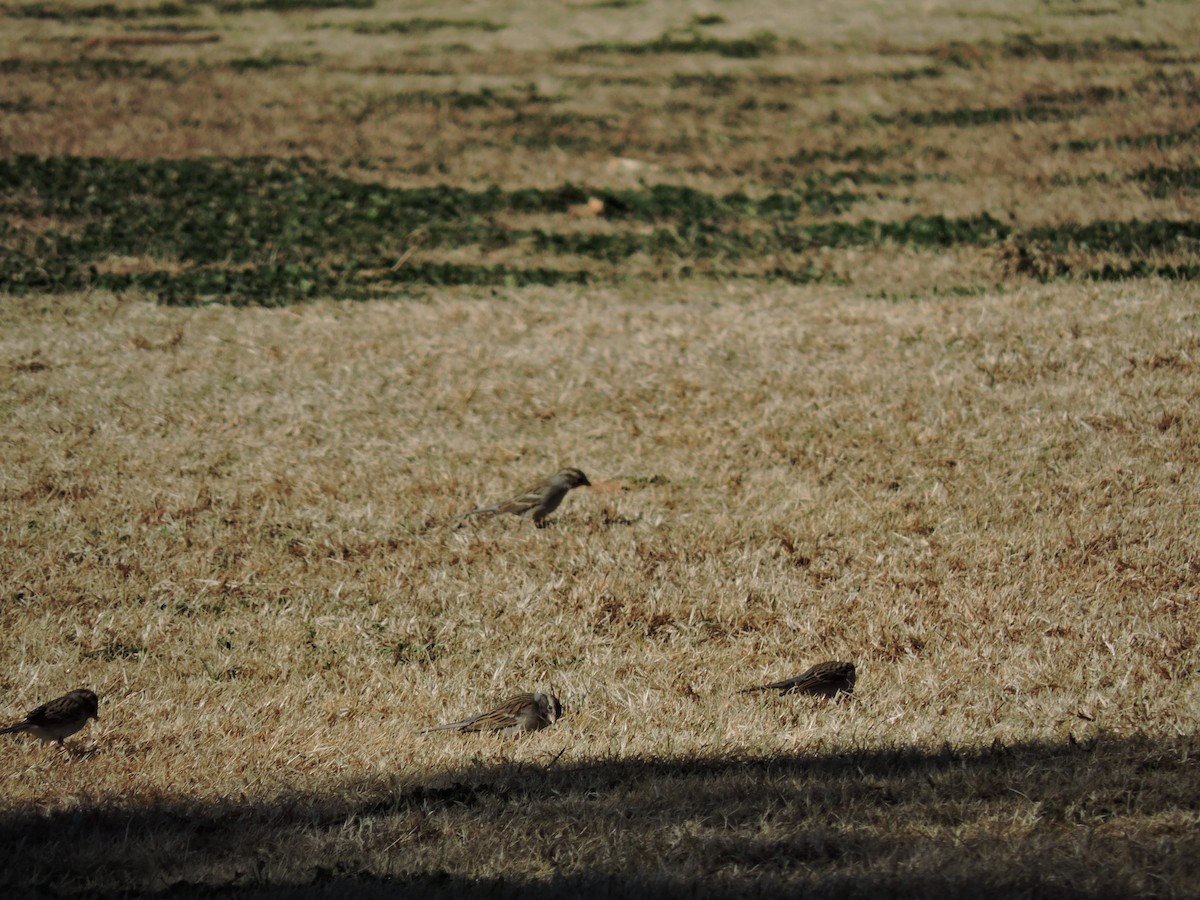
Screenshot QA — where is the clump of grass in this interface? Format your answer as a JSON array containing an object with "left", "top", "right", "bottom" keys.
[
  {"left": 227, "top": 53, "right": 320, "bottom": 71},
  {"left": 1002, "top": 33, "right": 1173, "bottom": 60}
]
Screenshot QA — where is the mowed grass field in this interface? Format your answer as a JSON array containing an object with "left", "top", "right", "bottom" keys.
[{"left": 1, "top": 1, "right": 1199, "bottom": 897}]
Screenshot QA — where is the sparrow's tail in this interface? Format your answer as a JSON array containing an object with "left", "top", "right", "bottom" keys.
[
  {"left": 0, "top": 724, "right": 27, "bottom": 736},
  {"left": 450, "top": 505, "right": 498, "bottom": 530},
  {"left": 421, "top": 720, "right": 469, "bottom": 733}
]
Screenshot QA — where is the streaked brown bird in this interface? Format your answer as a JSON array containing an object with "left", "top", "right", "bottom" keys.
[
  {"left": 0, "top": 688, "right": 100, "bottom": 745},
  {"left": 464, "top": 467, "right": 591, "bottom": 527},
  {"left": 423, "top": 692, "right": 563, "bottom": 735},
  {"left": 739, "top": 661, "right": 856, "bottom": 697}
]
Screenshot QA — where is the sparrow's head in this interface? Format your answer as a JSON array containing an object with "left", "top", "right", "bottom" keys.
[
  {"left": 840, "top": 662, "right": 856, "bottom": 690},
  {"left": 536, "top": 692, "right": 564, "bottom": 724},
  {"left": 553, "top": 468, "right": 591, "bottom": 490},
  {"left": 71, "top": 689, "right": 100, "bottom": 721}
]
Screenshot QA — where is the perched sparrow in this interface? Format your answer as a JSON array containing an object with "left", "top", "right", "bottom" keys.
[
  {"left": 465, "top": 467, "right": 591, "bottom": 527},
  {"left": 0, "top": 688, "right": 99, "bottom": 745},
  {"left": 423, "top": 692, "right": 564, "bottom": 734},
  {"left": 740, "top": 661, "right": 856, "bottom": 697}
]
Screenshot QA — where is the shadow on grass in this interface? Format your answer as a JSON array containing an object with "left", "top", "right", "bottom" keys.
[{"left": 1, "top": 733, "right": 1197, "bottom": 898}]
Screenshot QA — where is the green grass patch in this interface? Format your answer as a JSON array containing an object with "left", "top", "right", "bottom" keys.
[
  {"left": 1133, "top": 165, "right": 1200, "bottom": 197},
  {"left": 1051, "top": 123, "right": 1200, "bottom": 152},
  {"left": 821, "top": 65, "right": 944, "bottom": 87},
  {"left": 0, "top": 156, "right": 854, "bottom": 301},
  {"left": 3, "top": 156, "right": 1193, "bottom": 304},
  {"left": 0, "top": 56, "right": 181, "bottom": 80},
  {"left": 670, "top": 73, "right": 738, "bottom": 95},
  {"left": 1048, "top": 171, "right": 1123, "bottom": 188},
  {"left": 228, "top": 53, "right": 319, "bottom": 72},
  {"left": 668, "top": 67, "right": 938, "bottom": 102},
  {"left": 1002, "top": 33, "right": 1173, "bottom": 60},
  {"left": 1046, "top": 4, "right": 1121, "bottom": 17},
  {"left": 881, "top": 65, "right": 944, "bottom": 82},
  {"left": 782, "top": 142, "right": 943, "bottom": 167},
  {"left": 1086, "top": 262, "right": 1200, "bottom": 281},
  {"left": 124, "top": 22, "right": 218, "bottom": 32},
  {"left": 348, "top": 17, "right": 505, "bottom": 35},
  {"left": 1025, "top": 84, "right": 1126, "bottom": 106},
  {"left": 570, "top": 29, "right": 781, "bottom": 59},
  {"left": 881, "top": 83, "right": 1129, "bottom": 129},
  {"left": 1026, "top": 218, "right": 1200, "bottom": 253},
  {"left": 872, "top": 102, "right": 1078, "bottom": 128},
  {"left": 504, "top": 111, "right": 619, "bottom": 151},
  {"left": 364, "top": 87, "right": 548, "bottom": 111},
  {"left": 93, "top": 261, "right": 592, "bottom": 305},
  {"left": 208, "top": 0, "right": 374, "bottom": 11},
  {"left": 7, "top": 1, "right": 193, "bottom": 20}
]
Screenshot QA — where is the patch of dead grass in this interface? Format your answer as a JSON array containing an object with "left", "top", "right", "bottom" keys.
[{"left": 1, "top": 281, "right": 1198, "bottom": 894}]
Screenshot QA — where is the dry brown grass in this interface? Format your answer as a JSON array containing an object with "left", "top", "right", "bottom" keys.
[
  {"left": 1, "top": 0, "right": 1199, "bottom": 896},
  {"left": 3, "top": 282, "right": 1198, "bottom": 896}
]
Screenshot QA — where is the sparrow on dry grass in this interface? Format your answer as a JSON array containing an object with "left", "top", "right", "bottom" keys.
[
  {"left": 423, "top": 692, "right": 564, "bottom": 734},
  {"left": 740, "top": 661, "right": 856, "bottom": 697},
  {"left": 0, "top": 688, "right": 99, "bottom": 745},
  {"left": 464, "top": 467, "right": 591, "bottom": 527}
]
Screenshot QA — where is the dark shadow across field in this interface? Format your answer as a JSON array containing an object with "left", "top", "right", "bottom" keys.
[{"left": 1, "top": 732, "right": 1196, "bottom": 898}]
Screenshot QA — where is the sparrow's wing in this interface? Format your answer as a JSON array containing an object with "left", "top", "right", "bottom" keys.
[
  {"left": 423, "top": 709, "right": 521, "bottom": 733},
  {"left": 740, "top": 680, "right": 808, "bottom": 693},
  {"left": 458, "top": 712, "right": 519, "bottom": 732},
  {"left": 491, "top": 484, "right": 546, "bottom": 515},
  {"left": 740, "top": 664, "right": 828, "bottom": 694},
  {"left": 464, "top": 482, "right": 539, "bottom": 518},
  {"left": 24, "top": 702, "right": 60, "bottom": 726},
  {"left": 769, "top": 673, "right": 823, "bottom": 693},
  {"left": 422, "top": 699, "right": 520, "bottom": 733}
]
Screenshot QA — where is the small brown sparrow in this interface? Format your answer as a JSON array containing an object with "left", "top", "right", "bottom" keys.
[
  {"left": 740, "top": 661, "right": 856, "bottom": 697},
  {"left": 464, "top": 467, "right": 591, "bottom": 527},
  {"left": 423, "top": 692, "right": 564, "bottom": 734},
  {"left": 0, "top": 688, "right": 100, "bottom": 745}
]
